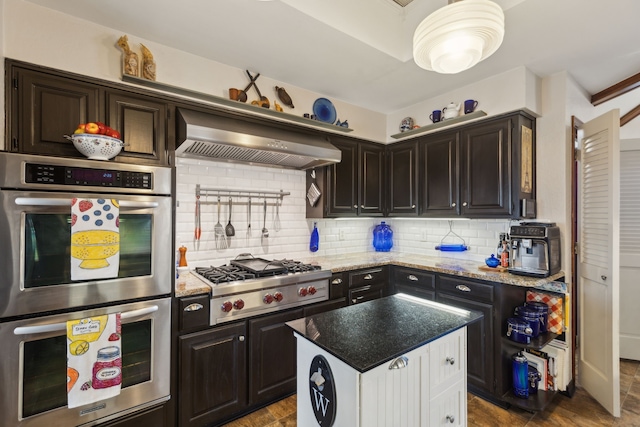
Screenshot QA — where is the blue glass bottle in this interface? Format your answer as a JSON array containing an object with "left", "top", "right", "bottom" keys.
[
  {"left": 373, "top": 222, "right": 393, "bottom": 252},
  {"left": 310, "top": 222, "right": 319, "bottom": 252}
]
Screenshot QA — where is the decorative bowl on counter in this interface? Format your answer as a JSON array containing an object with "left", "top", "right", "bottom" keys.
[
  {"left": 65, "top": 134, "right": 125, "bottom": 160},
  {"left": 485, "top": 254, "right": 500, "bottom": 268}
]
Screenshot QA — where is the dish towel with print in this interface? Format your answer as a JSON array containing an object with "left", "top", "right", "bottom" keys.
[
  {"left": 71, "top": 198, "right": 120, "bottom": 281},
  {"left": 67, "top": 313, "right": 122, "bottom": 408},
  {"left": 526, "top": 290, "right": 564, "bottom": 334}
]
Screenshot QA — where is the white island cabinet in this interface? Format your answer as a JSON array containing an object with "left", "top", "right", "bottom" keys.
[{"left": 288, "top": 294, "right": 479, "bottom": 427}]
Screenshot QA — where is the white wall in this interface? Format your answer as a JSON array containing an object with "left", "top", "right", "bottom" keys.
[
  {"left": 1, "top": 0, "right": 386, "bottom": 142},
  {"left": 386, "top": 66, "right": 541, "bottom": 143}
]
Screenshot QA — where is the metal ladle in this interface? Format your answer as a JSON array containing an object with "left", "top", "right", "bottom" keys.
[{"left": 261, "top": 199, "right": 269, "bottom": 241}]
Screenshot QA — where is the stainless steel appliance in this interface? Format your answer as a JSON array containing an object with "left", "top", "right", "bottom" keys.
[
  {"left": 0, "top": 152, "right": 172, "bottom": 318},
  {"left": 508, "top": 223, "right": 561, "bottom": 277},
  {"left": 191, "top": 254, "right": 330, "bottom": 325},
  {"left": 0, "top": 152, "right": 172, "bottom": 426},
  {"left": 0, "top": 297, "right": 171, "bottom": 426}
]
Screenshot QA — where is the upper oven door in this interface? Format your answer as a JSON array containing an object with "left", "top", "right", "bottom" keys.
[{"left": 0, "top": 190, "right": 172, "bottom": 318}]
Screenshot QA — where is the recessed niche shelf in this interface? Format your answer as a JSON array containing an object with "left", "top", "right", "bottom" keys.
[{"left": 121, "top": 74, "right": 354, "bottom": 133}]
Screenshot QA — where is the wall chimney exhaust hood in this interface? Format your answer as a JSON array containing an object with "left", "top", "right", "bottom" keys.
[{"left": 176, "top": 108, "right": 341, "bottom": 170}]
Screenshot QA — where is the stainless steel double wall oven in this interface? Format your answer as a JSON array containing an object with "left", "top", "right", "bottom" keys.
[{"left": 0, "top": 152, "right": 173, "bottom": 426}]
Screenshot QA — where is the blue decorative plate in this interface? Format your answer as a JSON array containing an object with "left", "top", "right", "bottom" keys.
[{"left": 313, "top": 98, "right": 337, "bottom": 124}]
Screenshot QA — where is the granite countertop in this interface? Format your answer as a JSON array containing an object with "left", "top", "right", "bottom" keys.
[
  {"left": 175, "top": 253, "right": 565, "bottom": 298},
  {"left": 303, "top": 253, "right": 565, "bottom": 289},
  {"left": 287, "top": 293, "right": 483, "bottom": 373}
]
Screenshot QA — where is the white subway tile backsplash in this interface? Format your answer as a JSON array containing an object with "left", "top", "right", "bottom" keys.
[{"left": 176, "top": 157, "right": 514, "bottom": 266}]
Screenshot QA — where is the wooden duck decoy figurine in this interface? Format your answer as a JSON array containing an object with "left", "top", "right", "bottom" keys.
[
  {"left": 275, "top": 86, "right": 294, "bottom": 109},
  {"left": 117, "top": 35, "right": 139, "bottom": 77}
]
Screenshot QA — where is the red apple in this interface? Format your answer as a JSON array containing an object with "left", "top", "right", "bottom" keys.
[
  {"left": 84, "top": 122, "right": 100, "bottom": 134},
  {"left": 105, "top": 128, "right": 121, "bottom": 139},
  {"left": 96, "top": 122, "right": 107, "bottom": 135}
]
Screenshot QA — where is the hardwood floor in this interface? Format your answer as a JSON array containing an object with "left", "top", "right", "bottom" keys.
[{"left": 223, "top": 359, "right": 640, "bottom": 426}]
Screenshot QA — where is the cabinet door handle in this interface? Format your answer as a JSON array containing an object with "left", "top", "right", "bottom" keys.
[
  {"left": 446, "top": 415, "right": 455, "bottom": 423},
  {"left": 388, "top": 356, "right": 409, "bottom": 370},
  {"left": 354, "top": 204, "right": 358, "bottom": 208},
  {"left": 456, "top": 284, "right": 471, "bottom": 292},
  {"left": 331, "top": 278, "right": 343, "bottom": 285},
  {"left": 446, "top": 356, "right": 455, "bottom": 365},
  {"left": 364, "top": 274, "right": 373, "bottom": 280},
  {"left": 407, "top": 275, "right": 419, "bottom": 281},
  {"left": 352, "top": 296, "right": 364, "bottom": 303},
  {"left": 184, "top": 303, "right": 203, "bottom": 312},
  {"left": 361, "top": 205, "right": 364, "bottom": 209},
  {"left": 238, "top": 335, "right": 245, "bottom": 342},
  {"left": 411, "top": 204, "right": 416, "bottom": 209},
  {"left": 451, "top": 202, "right": 456, "bottom": 207},
  {"left": 462, "top": 202, "right": 468, "bottom": 207}
]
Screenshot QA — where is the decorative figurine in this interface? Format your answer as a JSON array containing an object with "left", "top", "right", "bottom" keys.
[
  {"left": 140, "top": 44, "right": 156, "bottom": 81},
  {"left": 117, "top": 35, "right": 139, "bottom": 77},
  {"left": 275, "top": 86, "right": 294, "bottom": 108}
]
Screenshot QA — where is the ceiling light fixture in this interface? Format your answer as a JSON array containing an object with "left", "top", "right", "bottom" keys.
[{"left": 413, "top": 0, "right": 504, "bottom": 74}]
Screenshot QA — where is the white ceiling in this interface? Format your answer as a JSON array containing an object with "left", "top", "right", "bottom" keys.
[{"left": 24, "top": 0, "right": 640, "bottom": 114}]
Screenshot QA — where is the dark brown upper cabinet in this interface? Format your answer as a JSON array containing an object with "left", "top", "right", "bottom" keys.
[
  {"left": 8, "top": 66, "right": 101, "bottom": 156},
  {"left": 106, "top": 90, "right": 168, "bottom": 165},
  {"left": 6, "top": 59, "right": 171, "bottom": 166},
  {"left": 325, "top": 137, "right": 384, "bottom": 217},
  {"left": 387, "top": 140, "right": 419, "bottom": 216},
  {"left": 420, "top": 131, "right": 460, "bottom": 217}
]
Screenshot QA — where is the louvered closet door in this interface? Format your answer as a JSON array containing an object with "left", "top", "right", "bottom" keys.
[
  {"left": 619, "top": 140, "right": 640, "bottom": 361},
  {"left": 578, "top": 110, "right": 620, "bottom": 417}
]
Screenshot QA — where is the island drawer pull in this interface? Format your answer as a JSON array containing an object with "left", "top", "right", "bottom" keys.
[
  {"left": 446, "top": 415, "right": 455, "bottom": 423},
  {"left": 331, "top": 278, "right": 343, "bottom": 285},
  {"left": 388, "top": 356, "right": 409, "bottom": 370},
  {"left": 407, "top": 275, "right": 419, "bottom": 281},
  {"left": 446, "top": 356, "right": 455, "bottom": 365},
  {"left": 364, "top": 274, "right": 373, "bottom": 280},
  {"left": 184, "top": 303, "right": 203, "bottom": 312},
  {"left": 456, "top": 284, "right": 471, "bottom": 292}
]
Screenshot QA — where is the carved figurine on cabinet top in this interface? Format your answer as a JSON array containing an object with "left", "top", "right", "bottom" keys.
[
  {"left": 140, "top": 43, "right": 156, "bottom": 81},
  {"left": 117, "top": 35, "right": 139, "bottom": 77}
]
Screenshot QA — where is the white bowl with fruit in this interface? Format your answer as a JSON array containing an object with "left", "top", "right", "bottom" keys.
[{"left": 65, "top": 122, "right": 125, "bottom": 161}]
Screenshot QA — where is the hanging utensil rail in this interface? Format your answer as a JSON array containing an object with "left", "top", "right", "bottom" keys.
[{"left": 196, "top": 184, "right": 289, "bottom": 204}]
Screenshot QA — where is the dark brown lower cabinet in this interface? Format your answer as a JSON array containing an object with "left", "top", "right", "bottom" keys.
[
  {"left": 178, "top": 322, "right": 247, "bottom": 427},
  {"left": 248, "top": 309, "right": 303, "bottom": 406}
]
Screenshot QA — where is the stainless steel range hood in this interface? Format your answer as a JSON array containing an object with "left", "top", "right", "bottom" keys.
[{"left": 176, "top": 108, "right": 341, "bottom": 169}]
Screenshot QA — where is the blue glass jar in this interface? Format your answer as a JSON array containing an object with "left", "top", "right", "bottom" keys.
[{"left": 373, "top": 222, "right": 393, "bottom": 252}]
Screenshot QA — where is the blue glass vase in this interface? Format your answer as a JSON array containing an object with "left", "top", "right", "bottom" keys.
[{"left": 373, "top": 222, "right": 393, "bottom": 252}]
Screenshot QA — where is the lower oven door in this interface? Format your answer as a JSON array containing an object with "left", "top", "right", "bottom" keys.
[{"left": 0, "top": 297, "right": 171, "bottom": 427}]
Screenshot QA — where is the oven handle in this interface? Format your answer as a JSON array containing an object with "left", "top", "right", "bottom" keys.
[
  {"left": 15, "top": 198, "right": 159, "bottom": 209},
  {"left": 13, "top": 305, "right": 159, "bottom": 336}
]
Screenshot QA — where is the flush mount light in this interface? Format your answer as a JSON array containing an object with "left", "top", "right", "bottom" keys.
[{"left": 413, "top": 0, "right": 504, "bottom": 74}]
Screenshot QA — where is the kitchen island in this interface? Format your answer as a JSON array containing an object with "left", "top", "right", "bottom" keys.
[{"left": 287, "top": 293, "right": 483, "bottom": 427}]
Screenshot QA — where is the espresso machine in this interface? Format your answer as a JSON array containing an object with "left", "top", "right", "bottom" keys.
[{"left": 508, "top": 223, "right": 561, "bottom": 277}]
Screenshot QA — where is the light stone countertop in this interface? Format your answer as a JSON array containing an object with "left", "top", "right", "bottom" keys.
[{"left": 175, "top": 252, "right": 565, "bottom": 298}]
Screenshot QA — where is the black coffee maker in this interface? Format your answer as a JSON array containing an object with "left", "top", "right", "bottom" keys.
[{"left": 508, "top": 223, "right": 561, "bottom": 277}]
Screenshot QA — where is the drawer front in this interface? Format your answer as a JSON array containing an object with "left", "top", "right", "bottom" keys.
[
  {"left": 437, "top": 276, "right": 494, "bottom": 303},
  {"left": 393, "top": 267, "right": 436, "bottom": 289},
  {"left": 430, "top": 327, "right": 465, "bottom": 397},
  {"left": 429, "top": 380, "right": 466, "bottom": 427},
  {"left": 395, "top": 283, "right": 435, "bottom": 301},
  {"left": 349, "top": 267, "right": 386, "bottom": 288},
  {"left": 349, "top": 284, "right": 384, "bottom": 305},
  {"left": 179, "top": 295, "right": 210, "bottom": 332},
  {"left": 329, "top": 272, "right": 347, "bottom": 299}
]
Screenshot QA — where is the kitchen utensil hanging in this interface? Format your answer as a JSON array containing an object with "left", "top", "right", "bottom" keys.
[
  {"left": 307, "top": 169, "right": 321, "bottom": 207},
  {"left": 214, "top": 196, "right": 228, "bottom": 249},
  {"left": 246, "top": 196, "right": 252, "bottom": 241},
  {"left": 194, "top": 195, "right": 201, "bottom": 250},
  {"left": 273, "top": 198, "right": 281, "bottom": 232},
  {"left": 435, "top": 220, "right": 469, "bottom": 252}
]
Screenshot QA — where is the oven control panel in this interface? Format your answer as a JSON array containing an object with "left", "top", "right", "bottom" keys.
[{"left": 25, "top": 163, "right": 152, "bottom": 189}]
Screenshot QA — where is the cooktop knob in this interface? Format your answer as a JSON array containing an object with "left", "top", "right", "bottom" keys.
[
  {"left": 274, "top": 291, "right": 283, "bottom": 302},
  {"left": 298, "top": 287, "right": 308, "bottom": 297},
  {"left": 307, "top": 286, "right": 317, "bottom": 295},
  {"left": 233, "top": 299, "right": 245, "bottom": 310},
  {"left": 263, "top": 294, "right": 274, "bottom": 304},
  {"left": 221, "top": 301, "right": 233, "bottom": 312}
]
